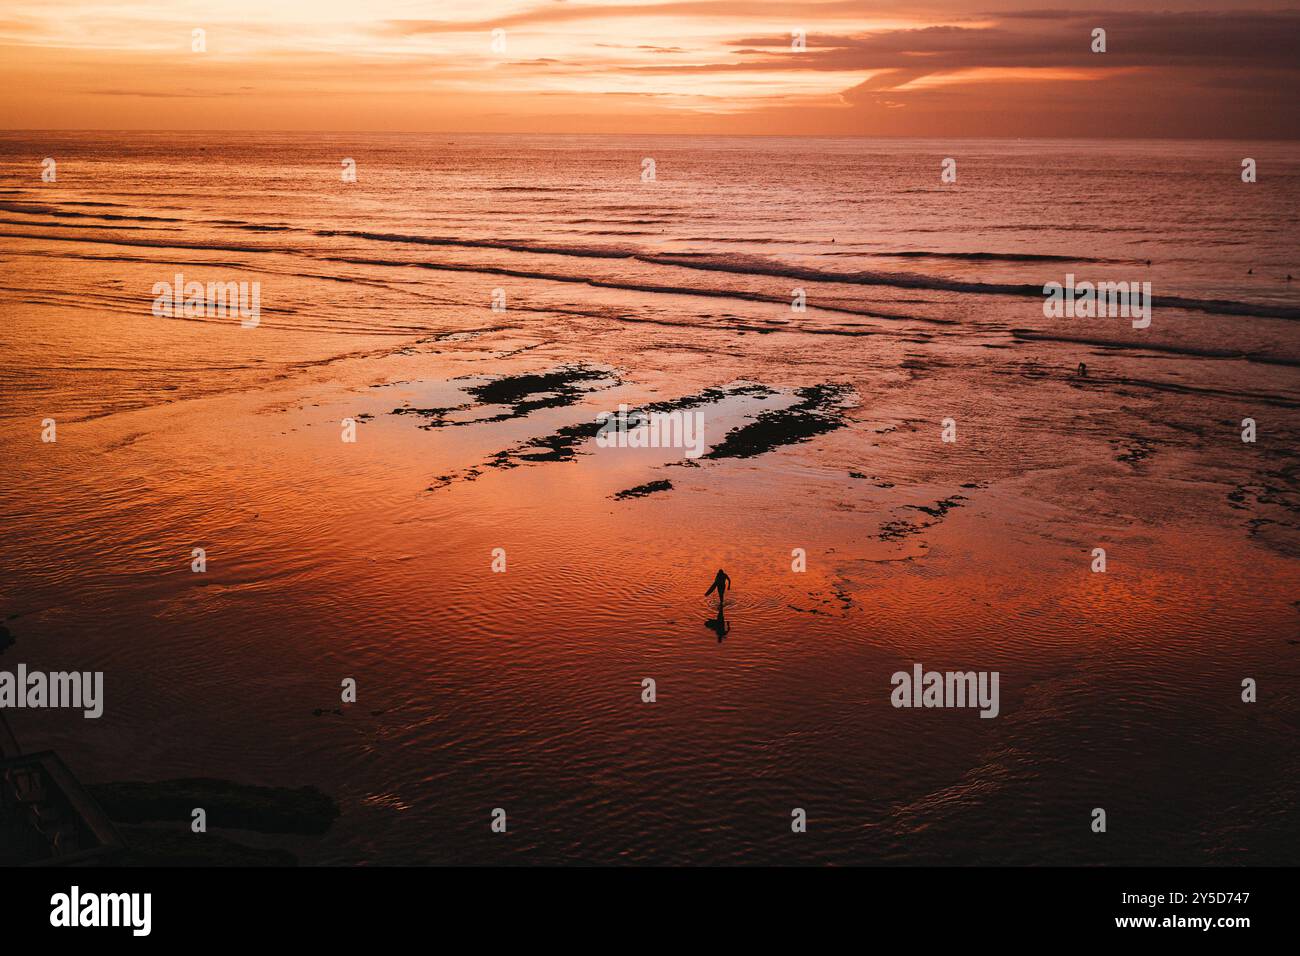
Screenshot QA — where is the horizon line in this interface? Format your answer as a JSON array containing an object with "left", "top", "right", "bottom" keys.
[{"left": 2, "top": 128, "right": 1297, "bottom": 142}]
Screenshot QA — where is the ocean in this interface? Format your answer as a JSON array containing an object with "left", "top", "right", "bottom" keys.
[{"left": 1, "top": 131, "right": 1297, "bottom": 864}]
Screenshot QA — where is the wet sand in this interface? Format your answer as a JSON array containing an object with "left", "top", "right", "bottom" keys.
[
  {"left": 3, "top": 273, "right": 1298, "bottom": 864},
  {"left": 1, "top": 134, "right": 1297, "bottom": 864}
]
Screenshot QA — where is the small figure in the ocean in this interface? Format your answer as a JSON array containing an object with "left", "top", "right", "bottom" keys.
[
  {"left": 1077, "top": 362, "right": 1088, "bottom": 377},
  {"left": 705, "top": 568, "right": 731, "bottom": 607},
  {"left": 1247, "top": 267, "right": 1254, "bottom": 275}
]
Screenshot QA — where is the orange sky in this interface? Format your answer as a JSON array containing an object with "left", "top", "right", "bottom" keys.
[{"left": 1, "top": 1, "right": 1298, "bottom": 136}]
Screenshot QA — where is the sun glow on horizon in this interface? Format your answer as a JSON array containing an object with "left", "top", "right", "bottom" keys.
[{"left": 1, "top": 1, "right": 1297, "bottom": 136}]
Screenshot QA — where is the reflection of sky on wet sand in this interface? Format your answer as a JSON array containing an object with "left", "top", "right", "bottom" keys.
[{"left": 1, "top": 133, "right": 1297, "bottom": 864}]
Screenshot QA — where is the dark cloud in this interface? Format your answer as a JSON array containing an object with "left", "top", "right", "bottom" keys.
[{"left": 719, "top": 11, "right": 1300, "bottom": 72}]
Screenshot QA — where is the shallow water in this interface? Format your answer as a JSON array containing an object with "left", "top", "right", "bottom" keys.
[{"left": 1, "top": 133, "right": 1298, "bottom": 864}]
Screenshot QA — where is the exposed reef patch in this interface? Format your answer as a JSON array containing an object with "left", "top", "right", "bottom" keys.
[
  {"left": 480, "top": 383, "right": 776, "bottom": 473},
  {"left": 701, "top": 383, "right": 856, "bottom": 460},
  {"left": 877, "top": 495, "right": 968, "bottom": 541},
  {"left": 613, "top": 479, "right": 673, "bottom": 500},
  {"left": 391, "top": 364, "right": 617, "bottom": 429}
]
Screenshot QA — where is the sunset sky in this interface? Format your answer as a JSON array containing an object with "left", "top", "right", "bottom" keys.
[{"left": 1, "top": 1, "right": 1298, "bottom": 136}]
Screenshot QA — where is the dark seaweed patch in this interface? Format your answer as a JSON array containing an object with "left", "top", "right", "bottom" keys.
[
  {"left": 701, "top": 383, "right": 854, "bottom": 460},
  {"left": 393, "top": 405, "right": 459, "bottom": 427},
  {"left": 393, "top": 364, "right": 616, "bottom": 429},
  {"left": 487, "top": 420, "right": 605, "bottom": 467},
  {"left": 907, "top": 495, "right": 967, "bottom": 518},
  {"left": 1225, "top": 465, "right": 1300, "bottom": 554},
  {"left": 1115, "top": 437, "right": 1157, "bottom": 465},
  {"left": 465, "top": 365, "right": 611, "bottom": 413},
  {"left": 642, "top": 382, "right": 775, "bottom": 414},
  {"left": 613, "top": 479, "right": 673, "bottom": 500},
  {"left": 789, "top": 580, "right": 856, "bottom": 617},
  {"left": 480, "top": 383, "right": 776, "bottom": 472},
  {"left": 877, "top": 495, "right": 966, "bottom": 541}
]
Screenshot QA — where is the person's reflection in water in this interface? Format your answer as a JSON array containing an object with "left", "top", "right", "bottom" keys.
[{"left": 704, "top": 607, "right": 731, "bottom": 643}]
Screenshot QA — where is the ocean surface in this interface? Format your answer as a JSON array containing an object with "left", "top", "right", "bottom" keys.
[{"left": 1, "top": 132, "right": 1297, "bottom": 864}]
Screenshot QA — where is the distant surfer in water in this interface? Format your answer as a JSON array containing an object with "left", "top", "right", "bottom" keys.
[
  {"left": 705, "top": 569, "right": 731, "bottom": 608},
  {"left": 1077, "top": 362, "right": 1088, "bottom": 378}
]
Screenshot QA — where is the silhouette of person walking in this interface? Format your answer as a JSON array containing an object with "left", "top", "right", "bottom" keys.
[{"left": 705, "top": 568, "right": 731, "bottom": 607}]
